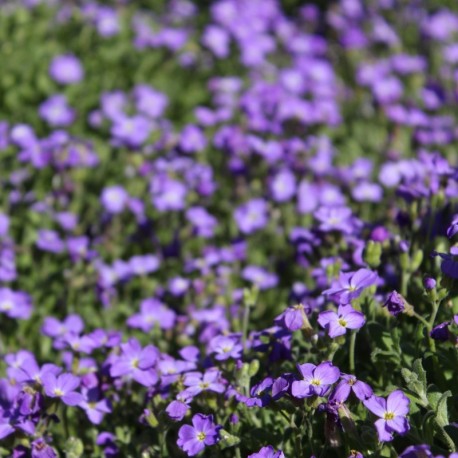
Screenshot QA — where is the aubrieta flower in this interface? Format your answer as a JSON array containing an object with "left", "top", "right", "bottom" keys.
[
  {"left": 314, "top": 206, "right": 354, "bottom": 234},
  {"left": 323, "top": 269, "right": 379, "bottom": 304},
  {"left": 209, "top": 335, "right": 242, "bottom": 361},
  {"left": 242, "top": 265, "right": 278, "bottom": 290},
  {"left": 363, "top": 390, "right": 410, "bottom": 442},
  {"left": 0, "top": 287, "right": 33, "bottom": 320},
  {"left": 100, "top": 185, "right": 129, "bottom": 214},
  {"left": 127, "top": 298, "right": 176, "bottom": 332},
  {"left": 166, "top": 393, "right": 192, "bottom": 421},
  {"left": 330, "top": 374, "right": 373, "bottom": 402},
  {"left": 318, "top": 305, "right": 366, "bottom": 338},
  {"left": 234, "top": 198, "right": 268, "bottom": 234},
  {"left": 275, "top": 303, "right": 309, "bottom": 331},
  {"left": 41, "top": 373, "right": 83, "bottom": 406},
  {"left": 383, "top": 291, "right": 405, "bottom": 316},
  {"left": 49, "top": 54, "right": 84, "bottom": 84},
  {"left": 79, "top": 388, "right": 112, "bottom": 424},
  {"left": 109, "top": 338, "right": 159, "bottom": 387},
  {"left": 248, "top": 445, "right": 286, "bottom": 458},
  {"left": 177, "top": 414, "right": 220, "bottom": 457},
  {"left": 183, "top": 369, "right": 225, "bottom": 397},
  {"left": 292, "top": 361, "right": 340, "bottom": 398},
  {"left": 38, "top": 95, "right": 75, "bottom": 127}
]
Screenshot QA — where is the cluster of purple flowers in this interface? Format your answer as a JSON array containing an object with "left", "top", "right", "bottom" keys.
[{"left": 0, "top": 0, "right": 458, "bottom": 457}]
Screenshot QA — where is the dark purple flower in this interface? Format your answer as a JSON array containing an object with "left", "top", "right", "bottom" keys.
[
  {"left": 318, "top": 305, "right": 366, "bottom": 338},
  {"left": 291, "top": 361, "right": 340, "bottom": 398},
  {"left": 399, "top": 444, "right": 433, "bottom": 458},
  {"left": 177, "top": 414, "right": 220, "bottom": 456},
  {"left": 364, "top": 390, "right": 410, "bottom": 442},
  {"left": 31, "top": 438, "right": 57, "bottom": 458},
  {"left": 42, "top": 373, "right": 83, "bottom": 406},
  {"left": 383, "top": 291, "right": 405, "bottom": 316},
  {"left": 430, "top": 322, "right": 450, "bottom": 341}
]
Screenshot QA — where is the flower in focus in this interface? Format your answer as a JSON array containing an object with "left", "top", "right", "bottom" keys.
[
  {"left": 291, "top": 361, "right": 340, "bottom": 398},
  {"left": 364, "top": 390, "right": 410, "bottom": 442},
  {"left": 318, "top": 305, "right": 366, "bottom": 338},
  {"left": 177, "top": 414, "right": 220, "bottom": 456},
  {"left": 323, "top": 269, "right": 379, "bottom": 304},
  {"left": 330, "top": 374, "right": 373, "bottom": 402},
  {"left": 42, "top": 373, "right": 83, "bottom": 406}
]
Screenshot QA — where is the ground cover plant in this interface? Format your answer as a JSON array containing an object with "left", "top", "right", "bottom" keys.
[{"left": 0, "top": 0, "right": 458, "bottom": 457}]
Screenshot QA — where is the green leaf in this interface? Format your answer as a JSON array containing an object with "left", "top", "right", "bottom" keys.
[
  {"left": 64, "top": 437, "right": 84, "bottom": 458},
  {"left": 435, "top": 390, "right": 451, "bottom": 428}
]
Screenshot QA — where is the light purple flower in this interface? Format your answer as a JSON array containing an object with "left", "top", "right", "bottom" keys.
[
  {"left": 318, "top": 305, "right": 366, "bottom": 338},
  {"left": 242, "top": 265, "right": 278, "bottom": 290},
  {"left": 323, "top": 269, "right": 379, "bottom": 304},
  {"left": 0, "top": 288, "right": 32, "bottom": 320},
  {"left": 39, "top": 95, "right": 75, "bottom": 127},
  {"left": 291, "top": 361, "right": 340, "bottom": 398},
  {"left": 248, "top": 445, "right": 285, "bottom": 458},
  {"left": 364, "top": 390, "right": 410, "bottom": 442},
  {"left": 183, "top": 369, "right": 225, "bottom": 397},
  {"left": 109, "top": 338, "right": 159, "bottom": 387},
  {"left": 127, "top": 298, "right": 176, "bottom": 332},
  {"left": 234, "top": 199, "right": 268, "bottom": 234},
  {"left": 100, "top": 185, "right": 129, "bottom": 214},
  {"left": 314, "top": 206, "right": 354, "bottom": 234},
  {"left": 49, "top": 54, "right": 84, "bottom": 84},
  {"left": 209, "top": 335, "right": 242, "bottom": 361},
  {"left": 177, "top": 414, "right": 220, "bottom": 456},
  {"left": 42, "top": 373, "right": 83, "bottom": 406},
  {"left": 270, "top": 168, "right": 296, "bottom": 202}
]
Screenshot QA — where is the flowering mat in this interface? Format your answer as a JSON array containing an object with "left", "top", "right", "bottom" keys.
[{"left": 0, "top": 1, "right": 458, "bottom": 457}]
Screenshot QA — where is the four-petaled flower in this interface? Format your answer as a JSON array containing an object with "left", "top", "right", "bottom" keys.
[
  {"left": 177, "top": 414, "right": 220, "bottom": 456},
  {"left": 318, "top": 305, "right": 366, "bottom": 338},
  {"left": 291, "top": 361, "right": 340, "bottom": 398},
  {"left": 42, "top": 373, "right": 83, "bottom": 406},
  {"left": 363, "top": 390, "right": 410, "bottom": 442}
]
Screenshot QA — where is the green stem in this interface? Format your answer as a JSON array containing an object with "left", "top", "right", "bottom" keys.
[{"left": 349, "top": 331, "right": 356, "bottom": 374}]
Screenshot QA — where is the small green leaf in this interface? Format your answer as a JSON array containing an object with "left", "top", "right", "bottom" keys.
[{"left": 218, "top": 429, "right": 241, "bottom": 449}]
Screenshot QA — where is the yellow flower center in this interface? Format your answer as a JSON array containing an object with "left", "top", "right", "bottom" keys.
[
  {"left": 131, "top": 358, "right": 139, "bottom": 369},
  {"left": 338, "top": 318, "right": 347, "bottom": 327},
  {"left": 310, "top": 378, "right": 321, "bottom": 386},
  {"left": 197, "top": 432, "right": 206, "bottom": 442},
  {"left": 383, "top": 411, "right": 395, "bottom": 420},
  {"left": 53, "top": 388, "right": 64, "bottom": 397}
]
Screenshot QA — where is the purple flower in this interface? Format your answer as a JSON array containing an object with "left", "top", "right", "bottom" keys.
[
  {"left": 36, "top": 230, "right": 65, "bottom": 254},
  {"left": 31, "top": 438, "right": 57, "bottom": 458},
  {"left": 39, "top": 95, "right": 75, "bottom": 127},
  {"left": 183, "top": 369, "right": 225, "bottom": 397},
  {"left": 270, "top": 169, "right": 296, "bottom": 203},
  {"left": 0, "top": 288, "right": 32, "bottom": 320},
  {"left": 364, "top": 390, "right": 410, "bottom": 442},
  {"left": 318, "top": 305, "right": 366, "bottom": 338},
  {"left": 275, "top": 303, "right": 309, "bottom": 331},
  {"left": 177, "top": 414, "right": 220, "bottom": 456},
  {"left": 330, "top": 374, "right": 373, "bottom": 402},
  {"left": 166, "top": 393, "right": 191, "bottom": 421},
  {"left": 323, "top": 269, "right": 379, "bottom": 304},
  {"left": 234, "top": 199, "right": 268, "bottom": 234},
  {"left": 109, "top": 338, "right": 159, "bottom": 386},
  {"left": 423, "top": 277, "right": 436, "bottom": 290},
  {"left": 111, "top": 115, "right": 152, "bottom": 148},
  {"left": 383, "top": 291, "right": 405, "bottom": 316},
  {"left": 209, "top": 335, "right": 242, "bottom": 361},
  {"left": 291, "top": 361, "right": 340, "bottom": 398},
  {"left": 127, "top": 298, "right": 176, "bottom": 332},
  {"left": 42, "top": 372, "right": 83, "bottom": 406},
  {"left": 100, "top": 185, "right": 129, "bottom": 214},
  {"left": 248, "top": 445, "right": 285, "bottom": 458},
  {"left": 242, "top": 265, "right": 278, "bottom": 290},
  {"left": 49, "top": 54, "right": 84, "bottom": 84},
  {"left": 314, "top": 206, "right": 354, "bottom": 234},
  {"left": 79, "top": 388, "right": 112, "bottom": 424},
  {"left": 179, "top": 125, "right": 207, "bottom": 153},
  {"left": 399, "top": 444, "right": 434, "bottom": 458}
]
